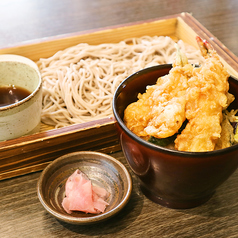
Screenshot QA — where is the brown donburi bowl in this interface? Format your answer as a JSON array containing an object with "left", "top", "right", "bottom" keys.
[{"left": 112, "top": 64, "right": 238, "bottom": 209}]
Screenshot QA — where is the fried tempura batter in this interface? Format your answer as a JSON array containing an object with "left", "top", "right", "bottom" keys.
[
  {"left": 123, "top": 85, "right": 155, "bottom": 138},
  {"left": 215, "top": 111, "right": 235, "bottom": 150},
  {"left": 124, "top": 48, "right": 193, "bottom": 139},
  {"left": 144, "top": 65, "right": 192, "bottom": 138},
  {"left": 174, "top": 37, "right": 230, "bottom": 151},
  {"left": 124, "top": 36, "right": 234, "bottom": 152}
]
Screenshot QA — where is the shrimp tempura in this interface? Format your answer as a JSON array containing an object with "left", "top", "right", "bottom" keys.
[
  {"left": 124, "top": 45, "right": 193, "bottom": 139},
  {"left": 175, "top": 36, "right": 230, "bottom": 152}
]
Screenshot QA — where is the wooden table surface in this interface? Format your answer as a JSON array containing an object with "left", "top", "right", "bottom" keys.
[{"left": 1, "top": 0, "right": 238, "bottom": 237}]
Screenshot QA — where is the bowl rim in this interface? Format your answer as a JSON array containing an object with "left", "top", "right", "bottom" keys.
[
  {"left": 0, "top": 54, "right": 42, "bottom": 111},
  {"left": 112, "top": 64, "right": 238, "bottom": 157},
  {"left": 37, "top": 151, "right": 133, "bottom": 225}
]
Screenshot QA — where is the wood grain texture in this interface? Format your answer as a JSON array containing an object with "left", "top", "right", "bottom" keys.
[
  {"left": 1, "top": 12, "right": 238, "bottom": 181},
  {"left": 0, "top": 118, "right": 121, "bottom": 180},
  {"left": 1, "top": 151, "right": 238, "bottom": 238},
  {"left": 1, "top": 0, "right": 238, "bottom": 237},
  {"left": 0, "top": 0, "right": 238, "bottom": 57}
]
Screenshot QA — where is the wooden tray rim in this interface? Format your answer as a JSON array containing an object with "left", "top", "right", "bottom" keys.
[
  {"left": 1, "top": 12, "right": 238, "bottom": 147},
  {"left": 1, "top": 12, "right": 238, "bottom": 180}
]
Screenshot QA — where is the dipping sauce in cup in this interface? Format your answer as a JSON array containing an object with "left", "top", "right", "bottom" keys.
[
  {"left": 0, "top": 54, "right": 42, "bottom": 141},
  {"left": 0, "top": 85, "right": 31, "bottom": 107}
]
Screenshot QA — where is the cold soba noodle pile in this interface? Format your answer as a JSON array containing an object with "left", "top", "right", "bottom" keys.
[{"left": 37, "top": 36, "right": 203, "bottom": 128}]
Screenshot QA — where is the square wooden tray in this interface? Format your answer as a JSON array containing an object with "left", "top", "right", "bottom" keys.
[{"left": 1, "top": 12, "right": 238, "bottom": 180}]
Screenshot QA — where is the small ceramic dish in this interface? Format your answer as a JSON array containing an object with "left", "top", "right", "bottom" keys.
[{"left": 37, "top": 151, "right": 132, "bottom": 225}]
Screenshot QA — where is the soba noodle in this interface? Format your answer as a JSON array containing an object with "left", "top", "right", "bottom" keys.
[{"left": 37, "top": 36, "right": 203, "bottom": 128}]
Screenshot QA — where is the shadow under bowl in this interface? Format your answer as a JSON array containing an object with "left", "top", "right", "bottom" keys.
[
  {"left": 112, "top": 64, "right": 238, "bottom": 209},
  {"left": 37, "top": 151, "right": 132, "bottom": 224}
]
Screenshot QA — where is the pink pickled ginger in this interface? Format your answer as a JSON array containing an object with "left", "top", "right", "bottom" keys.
[{"left": 62, "top": 169, "right": 109, "bottom": 214}]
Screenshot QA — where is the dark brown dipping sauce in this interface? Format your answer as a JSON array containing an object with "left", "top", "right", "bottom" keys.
[{"left": 0, "top": 85, "right": 31, "bottom": 107}]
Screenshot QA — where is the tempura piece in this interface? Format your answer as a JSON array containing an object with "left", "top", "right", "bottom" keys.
[
  {"left": 123, "top": 85, "right": 156, "bottom": 138},
  {"left": 124, "top": 45, "right": 193, "bottom": 139},
  {"left": 143, "top": 64, "right": 192, "bottom": 138},
  {"left": 175, "top": 36, "right": 230, "bottom": 152},
  {"left": 215, "top": 111, "right": 235, "bottom": 149},
  {"left": 218, "top": 109, "right": 238, "bottom": 148}
]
